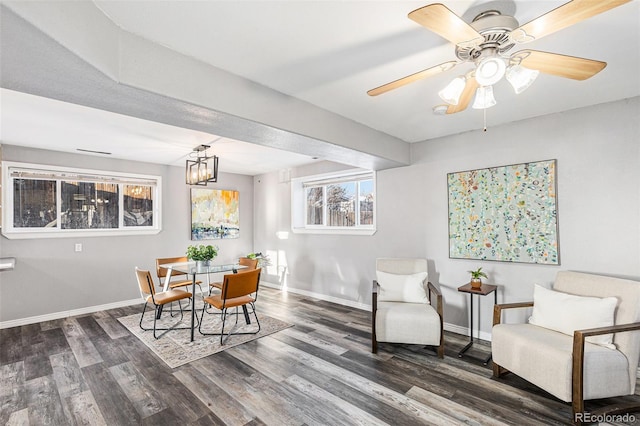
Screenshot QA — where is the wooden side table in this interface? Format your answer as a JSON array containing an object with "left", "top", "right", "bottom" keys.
[{"left": 457, "top": 282, "right": 498, "bottom": 365}]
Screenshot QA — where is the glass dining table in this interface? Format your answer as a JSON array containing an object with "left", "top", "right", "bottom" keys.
[{"left": 159, "top": 261, "right": 247, "bottom": 341}]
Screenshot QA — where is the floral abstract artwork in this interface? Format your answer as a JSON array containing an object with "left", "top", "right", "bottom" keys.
[
  {"left": 191, "top": 189, "right": 239, "bottom": 240},
  {"left": 448, "top": 159, "right": 559, "bottom": 264}
]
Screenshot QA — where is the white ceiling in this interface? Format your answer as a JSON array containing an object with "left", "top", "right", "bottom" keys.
[
  {"left": 0, "top": 88, "right": 318, "bottom": 175},
  {"left": 2, "top": 0, "right": 639, "bottom": 174}
]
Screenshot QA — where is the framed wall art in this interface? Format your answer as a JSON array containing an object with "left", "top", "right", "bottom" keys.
[
  {"left": 190, "top": 188, "right": 239, "bottom": 240},
  {"left": 447, "top": 159, "right": 559, "bottom": 265}
]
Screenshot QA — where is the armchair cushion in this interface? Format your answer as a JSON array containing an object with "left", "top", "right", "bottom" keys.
[
  {"left": 528, "top": 284, "right": 617, "bottom": 349},
  {"left": 376, "top": 270, "right": 428, "bottom": 303},
  {"left": 375, "top": 301, "right": 441, "bottom": 345},
  {"left": 492, "top": 323, "right": 630, "bottom": 402}
]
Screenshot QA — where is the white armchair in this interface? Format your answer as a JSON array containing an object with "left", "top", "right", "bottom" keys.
[
  {"left": 492, "top": 271, "right": 640, "bottom": 424},
  {"left": 372, "top": 258, "right": 444, "bottom": 357}
]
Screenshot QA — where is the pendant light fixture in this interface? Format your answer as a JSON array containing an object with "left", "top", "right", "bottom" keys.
[
  {"left": 472, "top": 85, "right": 496, "bottom": 109},
  {"left": 438, "top": 76, "right": 466, "bottom": 105},
  {"left": 506, "top": 64, "right": 540, "bottom": 94},
  {"left": 475, "top": 57, "right": 506, "bottom": 86},
  {"left": 186, "top": 144, "right": 219, "bottom": 185}
]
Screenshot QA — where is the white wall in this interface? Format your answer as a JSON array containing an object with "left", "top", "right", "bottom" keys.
[
  {"left": 0, "top": 145, "right": 254, "bottom": 324},
  {"left": 254, "top": 97, "right": 640, "bottom": 338}
]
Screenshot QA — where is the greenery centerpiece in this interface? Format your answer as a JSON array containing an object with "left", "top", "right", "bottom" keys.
[
  {"left": 187, "top": 244, "right": 218, "bottom": 268},
  {"left": 246, "top": 252, "right": 272, "bottom": 268},
  {"left": 469, "top": 267, "right": 488, "bottom": 289}
]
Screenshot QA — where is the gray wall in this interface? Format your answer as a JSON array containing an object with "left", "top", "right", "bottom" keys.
[
  {"left": 0, "top": 145, "right": 254, "bottom": 323},
  {"left": 254, "top": 97, "right": 640, "bottom": 338},
  {"left": 2, "top": 97, "right": 639, "bottom": 336}
]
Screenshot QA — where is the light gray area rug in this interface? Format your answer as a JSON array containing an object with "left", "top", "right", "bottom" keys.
[{"left": 118, "top": 305, "right": 292, "bottom": 368}]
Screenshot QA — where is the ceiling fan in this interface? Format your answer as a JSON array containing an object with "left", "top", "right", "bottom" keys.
[{"left": 367, "top": 0, "right": 631, "bottom": 114}]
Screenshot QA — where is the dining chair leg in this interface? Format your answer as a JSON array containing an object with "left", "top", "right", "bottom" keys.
[
  {"left": 153, "top": 306, "right": 159, "bottom": 339},
  {"left": 220, "top": 308, "right": 228, "bottom": 345},
  {"left": 139, "top": 302, "right": 150, "bottom": 330},
  {"left": 250, "top": 303, "right": 261, "bottom": 333},
  {"left": 198, "top": 301, "right": 209, "bottom": 334}
]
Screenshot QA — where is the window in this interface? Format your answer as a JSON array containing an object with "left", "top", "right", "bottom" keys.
[
  {"left": 292, "top": 170, "right": 375, "bottom": 235},
  {"left": 2, "top": 162, "right": 161, "bottom": 239}
]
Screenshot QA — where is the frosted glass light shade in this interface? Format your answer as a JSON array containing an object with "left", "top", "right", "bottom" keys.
[
  {"left": 438, "top": 76, "right": 466, "bottom": 105},
  {"left": 506, "top": 65, "right": 540, "bottom": 94},
  {"left": 432, "top": 104, "right": 449, "bottom": 115},
  {"left": 475, "top": 57, "right": 506, "bottom": 86},
  {"left": 472, "top": 86, "right": 497, "bottom": 109}
]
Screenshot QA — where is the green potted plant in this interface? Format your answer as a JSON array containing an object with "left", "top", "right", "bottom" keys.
[
  {"left": 469, "top": 267, "right": 488, "bottom": 289},
  {"left": 186, "top": 244, "right": 218, "bottom": 268},
  {"left": 246, "top": 252, "right": 271, "bottom": 268}
]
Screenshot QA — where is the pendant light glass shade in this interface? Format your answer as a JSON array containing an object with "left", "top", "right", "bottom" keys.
[
  {"left": 475, "top": 57, "right": 506, "bottom": 86},
  {"left": 472, "top": 86, "right": 497, "bottom": 109},
  {"left": 432, "top": 104, "right": 449, "bottom": 115},
  {"left": 438, "top": 76, "right": 466, "bottom": 105},
  {"left": 506, "top": 65, "right": 540, "bottom": 94}
]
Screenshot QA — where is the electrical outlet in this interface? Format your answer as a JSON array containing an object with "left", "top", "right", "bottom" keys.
[{"left": 75, "top": 243, "right": 82, "bottom": 252}]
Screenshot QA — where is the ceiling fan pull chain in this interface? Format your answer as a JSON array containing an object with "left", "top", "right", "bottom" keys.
[{"left": 483, "top": 105, "right": 487, "bottom": 132}]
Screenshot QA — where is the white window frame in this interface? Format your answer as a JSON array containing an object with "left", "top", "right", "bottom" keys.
[
  {"left": 1, "top": 161, "right": 162, "bottom": 239},
  {"left": 291, "top": 169, "right": 376, "bottom": 236}
]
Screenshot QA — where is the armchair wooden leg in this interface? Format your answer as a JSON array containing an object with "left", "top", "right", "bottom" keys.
[
  {"left": 371, "top": 302, "right": 377, "bottom": 354},
  {"left": 436, "top": 343, "right": 444, "bottom": 359},
  {"left": 572, "top": 402, "right": 584, "bottom": 426},
  {"left": 572, "top": 330, "right": 586, "bottom": 425},
  {"left": 492, "top": 362, "right": 507, "bottom": 378}
]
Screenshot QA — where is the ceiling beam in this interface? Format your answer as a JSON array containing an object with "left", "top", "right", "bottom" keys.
[{"left": 1, "top": 2, "right": 410, "bottom": 171}]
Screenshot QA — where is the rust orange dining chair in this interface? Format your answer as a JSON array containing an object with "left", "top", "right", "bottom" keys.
[
  {"left": 208, "top": 257, "right": 259, "bottom": 294},
  {"left": 199, "top": 268, "right": 261, "bottom": 344},
  {"left": 135, "top": 267, "right": 193, "bottom": 339},
  {"left": 156, "top": 256, "right": 204, "bottom": 296}
]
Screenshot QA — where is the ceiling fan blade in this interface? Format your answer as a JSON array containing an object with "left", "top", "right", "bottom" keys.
[
  {"left": 510, "top": 0, "right": 632, "bottom": 43},
  {"left": 367, "top": 61, "right": 458, "bottom": 96},
  {"left": 513, "top": 50, "right": 606, "bottom": 80},
  {"left": 408, "top": 4, "right": 483, "bottom": 47},
  {"left": 446, "top": 77, "right": 479, "bottom": 114}
]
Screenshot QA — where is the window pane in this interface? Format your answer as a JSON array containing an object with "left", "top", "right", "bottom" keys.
[
  {"left": 306, "top": 187, "right": 323, "bottom": 225},
  {"left": 359, "top": 179, "right": 374, "bottom": 225},
  {"left": 327, "top": 182, "right": 355, "bottom": 227},
  {"left": 61, "top": 181, "right": 119, "bottom": 229},
  {"left": 124, "top": 185, "right": 154, "bottom": 227},
  {"left": 13, "top": 179, "right": 57, "bottom": 228}
]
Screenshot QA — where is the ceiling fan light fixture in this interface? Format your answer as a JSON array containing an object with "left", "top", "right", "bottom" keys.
[
  {"left": 438, "top": 76, "right": 466, "bottom": 105},
  {"left": 432, "top": 104, "right": 449, "bottom": 115},
  {"left": 506, "top": 64, "right": 540, "bottom": 94},
  {"left": 475, "top": 57, "right": 506, "bottom": 86},
  {"left": 472, "top": 86, "right": 497, "bottom": 109}
]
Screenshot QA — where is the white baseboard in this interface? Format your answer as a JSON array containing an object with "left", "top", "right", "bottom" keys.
[
  {"left": 444, "top": 322, "right": 492, "bottom": 342},
  {"left": 3, "top": 285, "right": 635, "bottom": 376},
  {"left": 260, "top": 281, "right": 490, "bottom": 340},
  {"left": 260, "top": 281, "right": 371, "bottom": 311},
  {"left": 2, "top": 285, "right": 493, "bottom": 344},
  {"left": 0, "top": 298, "right": 141, "bottom": 329}
]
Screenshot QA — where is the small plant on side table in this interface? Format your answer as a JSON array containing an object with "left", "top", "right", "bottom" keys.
[{"left": 469, "top": 267, "right": 488, "bottom": 289}]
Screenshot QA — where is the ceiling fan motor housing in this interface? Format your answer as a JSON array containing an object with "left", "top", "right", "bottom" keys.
[{"left": 455, "top": 11, "right": 519, "bottom": 62}]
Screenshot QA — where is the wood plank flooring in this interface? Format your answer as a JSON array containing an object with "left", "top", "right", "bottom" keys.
[{"left": 1, "top": 287, "right": 638, "bottom": 425}]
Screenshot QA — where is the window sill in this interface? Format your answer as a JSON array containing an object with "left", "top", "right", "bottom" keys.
[
  {"left": 291, "top": 227, "right": 376, "bottom": 236},
  {"left": 1, "top": 228, "right": 161, "bottom": 240}
]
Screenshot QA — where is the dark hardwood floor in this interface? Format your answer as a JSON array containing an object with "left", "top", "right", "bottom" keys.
[{"left": 1, "top": 287, "right": 638, "bottom": 425}]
